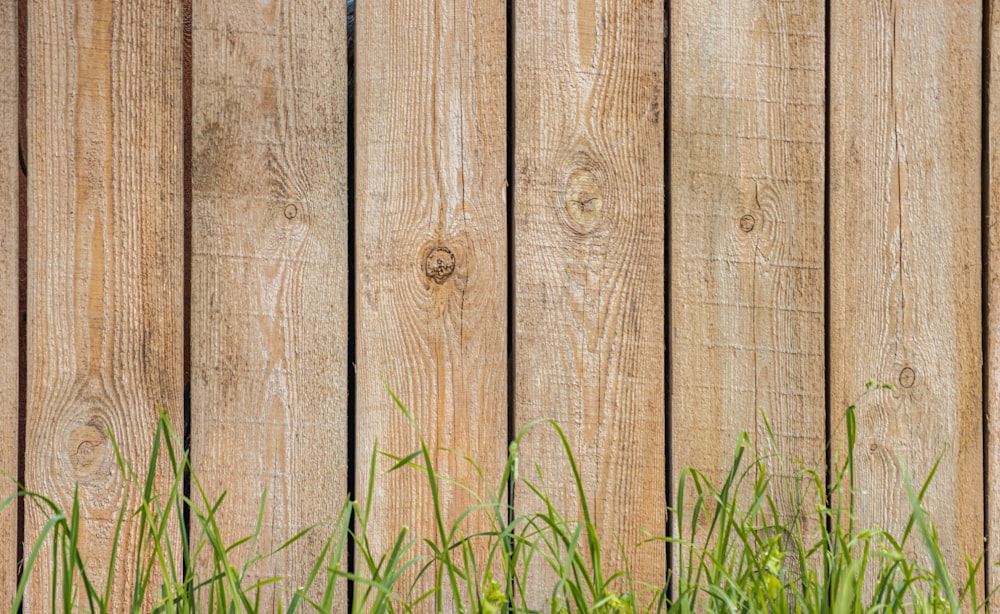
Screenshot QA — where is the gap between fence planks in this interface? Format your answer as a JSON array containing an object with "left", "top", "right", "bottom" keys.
[
  {"left": 670, "top": 0, "right": 826, "bottom": 549},
  {"left": 24, "top": 0, "right": 184, "bottom": 610},
  {"left": 190, "top": 0, "right": 348, "bottom": 607},
  {"left": 514, "top": 0, "right": 666, "bottom": 604},
  {"left": 354, "top": 0, "right": 508, "bottom": 607},
  {"left": 0, "top": 0, "right": 17, "bottom": 609},
  {"left": 830, "top": 0, "right": 983, "bottom": 596}
]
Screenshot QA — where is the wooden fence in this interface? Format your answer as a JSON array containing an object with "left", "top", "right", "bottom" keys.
[{"left": 0, "top": 0, "right": 997, "bottom": 611}]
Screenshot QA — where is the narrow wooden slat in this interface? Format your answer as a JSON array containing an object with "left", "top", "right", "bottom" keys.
[
  {"left": 830, "top": 0, "right": 982, "bottom": 590},
  {"left": 354, "top": 0, "right": 507, "bottom": 604},
  {"left": 0, "top": 0, "right": 17, "bottom": 608},
  {"left": 514, "top": 0, "right": 665, "bottom": 602},
  {"left": 988, "top": 0, "right": 1000, "bottom": 606},
  {"left": 670, "top": 0, "right": 825, "bottom": 527},
  {"left": 190, "top": 0, "right": 347, "bottom": 606},
  {"left": 25, "top": 0, "right": 183, "bottom": 609}
]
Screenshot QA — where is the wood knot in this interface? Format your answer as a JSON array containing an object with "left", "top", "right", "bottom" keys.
[
  {"left": 899, "top": 367, "right": 916, "bottom": 388},
  {"left": 425, "top": 247, "right": 456, "bottom": 284},
  {"left": 565, "top": 169, "right": 603, "bottom": 232},
  {"left": 69, "top": 417, "right": 109, "bottom": 476},
  {"left": 283, "top": 204, "right": 298, "bottom": 219},
  {"left": 739, "top": 214, "right": 756, "bottom": 232}
]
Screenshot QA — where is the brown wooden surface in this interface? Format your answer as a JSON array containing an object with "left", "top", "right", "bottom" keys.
[
  {"left": 513, "top": 0, "right": 666, "bottom": 604},
  {"left": 190, "top": 1, "right": 348, "bottom": 607},
  {"left": 670, "top": 0, "right": 825, "bottom": 530},
  {"left": 8, "top": 3, "right": 1000, "bottom": 610},
  {"left": 989, "top": 0, "right": 1000, "bottom": 605},
  {"left": 25, "top": 0, "right": 184, "bottom": 610},
  {"left": 354, "top": 0, "right": 508, "bottom": 606},
  {"left": 0, "top": 0, "right": 17, "bottom": 609},
  {"left": 829, "top": 0, "right": 983, "bottom": 592}
]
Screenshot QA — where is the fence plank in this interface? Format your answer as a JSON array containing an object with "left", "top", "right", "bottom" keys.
[
  {"left": 989, "top": 0, "right": 1000, "bottom": 606},
  {"left": 190, "top": 1, "right": 347, "bottom": 606},
  {"left": 513, "top": 0, "right": 665, "bottom": 603},
  {"left": 670, "top": 0, "right": 825, "bottom": 531},
  {"left": 25, "top": 0, "right": 183, "bottom": 610},
  {"left": 0, "top": 0, "right": 16, "bottom": 608},
  {"left": 354, "top": 0, "right": 507, "bottom": 605},
  {"left": 830, "top": 0, "right": 982, "bottom": 590}
]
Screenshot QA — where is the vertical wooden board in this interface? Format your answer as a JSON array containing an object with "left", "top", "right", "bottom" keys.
[
  {"left": 989, "top": 0, "right": 1000, "bottom": 606},
  {"left": 514, "top": 0, "right": 665, "bottom": 602},
  {"left": 830, "top": 0, "right": 982, "bottom": 589},
  {"left": 190, "top": 0, "right": 347, "bottom": 606},
  {"left": 355, "top": 0, "right": 507, "bottom": 604},
  {"left": 25, "top": 0, "right": 183, "bottom": 610},
  {"left": 0, "top": 0, "right": 16, "bottom": 608},
  {"left": 670, "top": 0, "right": 825, "bottom": 530}
]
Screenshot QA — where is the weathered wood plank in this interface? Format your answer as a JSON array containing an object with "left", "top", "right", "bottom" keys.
[
  {"left": 25, "top": 0, "right": 184, "bottom": 609},
  {"left": 514, "top": 0, "right": 665, "bottom": 603},
  {"left": 354, "top": 0, "right": 508, "bottom": 605},
  {"left": 670, "top": 0, "right": 825, "bottom": 530},
  {"left": 988, "top": 0, "right": 1000, "bottom": 606},
  {"left": 190, "top": 1, "right": 348, "bottom": 607},
  {"left": 0, "top": 0, "right": 17, "bottom": 608},
  {"left": 830, "top": 0, "right": 983, "bottom": 592}
]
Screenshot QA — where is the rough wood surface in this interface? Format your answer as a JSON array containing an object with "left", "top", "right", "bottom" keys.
[
  {"left": 830, "top": 0, "right": 983, "bottom": 592},
  {"left": 513, "top": 0, "right": 666, "bottom": 603},
  {"left": 670, "top": 0, "right": 825, "bottom": 530},
  {"left": 0, "top": 0, "right": 17, "bottom": 608},
  {"left": 190, "top": 1, "right": 348, "bottom": 607},
  {"left": 989, "top": 0, "right": 1000, "bottom": 605},
  {"left": 354, "top": 0, "right": 508, "bottom": 605},
  {"left": 25, "top": 0, "right": 184, "bottom": 610}
]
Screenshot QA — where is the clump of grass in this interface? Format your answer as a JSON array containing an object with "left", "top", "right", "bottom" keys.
[
  {"left": 2, "top": 413, "right": 354, "bottom": 613},
  {"left": 0, "top": 382, "right": 990, "bottom": 613},
  {"left": 665, "top": 381, "right": 988, "bottom": 614}
]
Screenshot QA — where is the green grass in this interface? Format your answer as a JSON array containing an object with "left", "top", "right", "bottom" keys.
[{"left": 1, "top": 382, "right": 991, "bottom": 613}]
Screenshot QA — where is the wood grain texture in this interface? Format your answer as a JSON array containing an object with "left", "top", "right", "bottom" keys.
[
  {"left": 25, "top": 0, "right": 183, "bottom": 610},
  {"left": 989, "top": 0, "right": 1000, "bottom": 605},
  {"left": 513, "top": 0, "right": 665, "bottom": 603},
  {"left": 354, "top": 0, "right": 507, "bottom": 605},
  {"left": 0, "top": 0, "right": 17, "bottom": 608},
  {"left": 670, "top": 0, "right": 825, "bottom": 530},
  {"left": 190, "top": 0, "right": 347, "bottom": 607},
  {"left": 830, "top": 0, "right": 983, "bottom": 591}
]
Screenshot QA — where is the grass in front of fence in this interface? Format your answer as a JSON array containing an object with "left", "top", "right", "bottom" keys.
[{"left": 1, "top": 382, "right": 990, "bottom": 613}]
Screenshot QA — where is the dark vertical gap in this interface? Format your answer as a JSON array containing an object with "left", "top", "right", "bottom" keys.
[
  {"left": 505, "top": 3, "right": 521, "bottom": 604},
  {"left": 15, "top": 0, "right": 27, "bottom": 604},
  {"left": 662, "top": 0, "right": 673, "bottom": 603},
  {"left": 181, "top": 0, "right": 193, "bottom": 564},
  {"left": 823, "top": 0, "right": 834, "bottom": 541},
  {"left": 982, "top": 0, "right": 992, "bottom": 599},
  {"left": 504, "top": 0, "right": 524, "bottom": 583},
  {"left": 505, "top": 0, "right": 517, "bottom": 534},
  {"left": 345, "top": 0, "right": 357, "bottom": 609}
]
